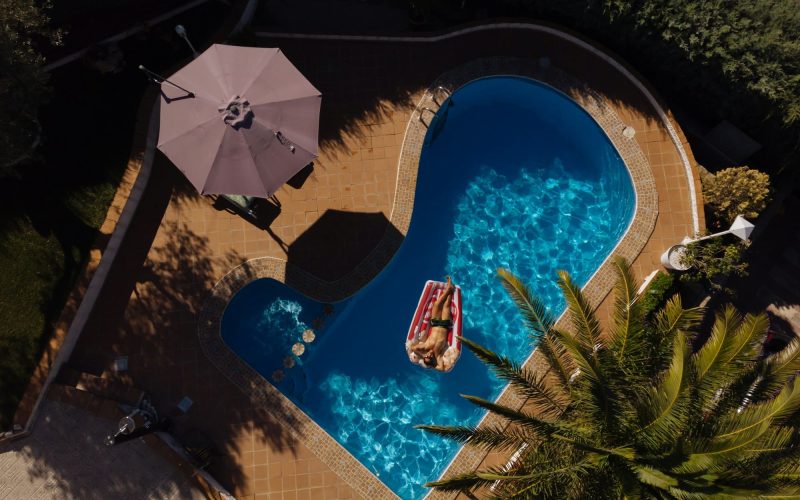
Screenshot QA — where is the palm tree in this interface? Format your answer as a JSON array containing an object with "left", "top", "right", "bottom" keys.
[{"left": 417, "top": 256, "right": 800, "bottom": 498}]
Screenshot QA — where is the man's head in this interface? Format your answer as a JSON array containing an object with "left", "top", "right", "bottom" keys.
[{"left": 423, "top": 351, "right": 436, "bottom": 367}]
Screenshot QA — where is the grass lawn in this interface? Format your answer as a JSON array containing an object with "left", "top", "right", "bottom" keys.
[{"left": 0, "top": 64, "right": 136, "bottom": 429}]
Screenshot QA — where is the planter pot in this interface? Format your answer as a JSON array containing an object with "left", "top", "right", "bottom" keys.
[{"left": 661, "top": 244, "right": 691, "bottom": 271}]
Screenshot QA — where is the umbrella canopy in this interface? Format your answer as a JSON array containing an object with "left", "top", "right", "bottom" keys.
[{"left": 157, "top": 44, "right": 321, "bottom": 197}]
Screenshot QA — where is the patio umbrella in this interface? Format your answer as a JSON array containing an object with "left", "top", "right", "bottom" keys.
[{"left": 156, "top": 44, "right": 321, "bottom": 197}]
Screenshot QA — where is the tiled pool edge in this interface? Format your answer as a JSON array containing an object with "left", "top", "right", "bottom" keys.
[
  {"left": 198, "top": 257, "right": 398, "bottom": 499},
  {"left": 197, "top": 57, "right": 657, "bottom": 499},
  {"left": 415, "top": 58, "right": 657, "bottom": 499}
]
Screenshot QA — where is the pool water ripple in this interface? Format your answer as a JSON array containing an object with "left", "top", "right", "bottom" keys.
[{"left": 222, "top": 76, "right": 635, "bottom": 498}]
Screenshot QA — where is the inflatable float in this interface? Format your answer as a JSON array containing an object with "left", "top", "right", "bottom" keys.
[{"left": 406, "top": 280, "right": 462, "bottom": 371}]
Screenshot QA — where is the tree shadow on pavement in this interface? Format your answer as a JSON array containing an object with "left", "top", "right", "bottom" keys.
[
  {"left": 0, "top": 398, "right": 203, "bottom": 499},
  {"left": 56, "top": 166, "right": 302, "bottom": 495}
]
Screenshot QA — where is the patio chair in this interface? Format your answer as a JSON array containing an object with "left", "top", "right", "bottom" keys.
[{"left": 219, "top": 194, "right": 257, "bottom": 219}]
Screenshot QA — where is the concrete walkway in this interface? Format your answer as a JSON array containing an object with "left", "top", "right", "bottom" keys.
[{"left": 0, "top": 399, "right": 204, "bottom": 500}]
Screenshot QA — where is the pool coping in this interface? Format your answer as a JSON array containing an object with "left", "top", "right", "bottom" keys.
[
  {"left": 419, "top": 60, "right": 656, "bottom": 498},
  {"left": 197, "top": 57, "right": 657, "bottom": 499}
]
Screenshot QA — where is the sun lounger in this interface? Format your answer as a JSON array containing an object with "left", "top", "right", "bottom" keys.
[{"left": 219, "top": 194, "right": 256, "bottom": 218}]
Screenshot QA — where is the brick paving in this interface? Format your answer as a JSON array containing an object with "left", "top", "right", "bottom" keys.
[
  {"left": 0, "top": 398, "right": 204, "bottom": 500},
  {"left": 54, "top": 25, "right": 703, "bottom": 500}
]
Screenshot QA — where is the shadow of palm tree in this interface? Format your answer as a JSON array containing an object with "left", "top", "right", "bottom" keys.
[{"left": 724, "top": 191, "right": 800, "bottom": 345}]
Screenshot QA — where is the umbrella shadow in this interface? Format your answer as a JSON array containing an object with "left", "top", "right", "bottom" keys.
[
  {"left": 286, "top": 162, "right": 314, "bottom": 190},
  {"left": 286, "top": 209, "right": 401, "bottom": 283}
]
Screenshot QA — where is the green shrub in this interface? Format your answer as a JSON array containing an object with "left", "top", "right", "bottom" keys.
[
  {"left": 639, "top": 271, "right": 675, "bottom": 319},
  {"left": 679, "top": 237, "right": 748, "bottom": 293},
  {"left": 702, "top": 166, "right": 771, "bottom": 229},
  {"left": 0, "top": 0, "right": 61, "bottom": 174}
]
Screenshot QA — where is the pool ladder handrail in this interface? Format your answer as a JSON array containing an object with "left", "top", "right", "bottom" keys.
[
  {"left": 432, "top": 85, "right": 451, "bottom": 106},
  {"left": 418, "top": 107, "right": 436, "bottom": 127},
  {"left": 418, "top": 86, "right": 452, "bottom": 127}
]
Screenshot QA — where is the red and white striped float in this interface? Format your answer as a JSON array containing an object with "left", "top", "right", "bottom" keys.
[{"left": 406, "top": 280, "right": 463, "bottom": 371}]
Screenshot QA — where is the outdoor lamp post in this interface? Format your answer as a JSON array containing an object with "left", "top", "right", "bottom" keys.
[
  {"left": 661, "top": 215, "right": 755, "bottom": 271},
  {"left": 175, "top": 24, "right": 198, "bottom": 58}
]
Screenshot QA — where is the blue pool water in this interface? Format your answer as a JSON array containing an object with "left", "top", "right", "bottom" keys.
[{"left": 222, "top": 76, "right": 635, "bottom": 498}]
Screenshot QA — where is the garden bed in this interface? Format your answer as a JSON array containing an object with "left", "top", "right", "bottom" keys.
[{"left": 0, "top": 0, "right": 229, "bottom": 429}]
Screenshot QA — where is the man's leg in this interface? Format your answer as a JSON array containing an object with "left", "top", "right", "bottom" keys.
[
  {"left": 431, "top": 293, "right": 445, "bottom": 319},
  {"left": 441, "top": 288, "right": 453, "bottom": 322},
  {"left": 432, "top": 279, "right": 455, "bottom": 321}
]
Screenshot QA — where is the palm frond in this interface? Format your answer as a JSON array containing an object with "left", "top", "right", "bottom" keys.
[
  {"left": 497, "top": 268, "right": 576, "bottom": 393},
  {"left": 414, "top": 424, "right": 530, "bottom": 452},
  {"left": 435, "top": 455, "right": 595, "bottom": 499},
  {"left": 547, "top": 326, "right": 614, "bottom": 430},
  {"left": 692, "top": 308, "right": 759, "bottom": 411},
  {"left": 460, "top": 336, "right": 568, "bottom": 417},
  {"left": 425, "top": 470, "right": 501, "bottom": 492},
  {"left": 715, "top": 440, "right": 800, "bottom": 491},
  {"left": 713, "top": 376, "right": 800, "bottom": 443},
  {"left": 458, "top": 394, "right": 569, "bottom": 439},
  {"left": 550, "top": 327, "right": 604, "bottom": 389},
  {"left": 633, "top": 464, "right": 679, "bottom": 491},
  {"left": 770, "top": 451, "right": 800, "bottom": 483},
  {"left": 608, "top": 256, "right": 646, "bottom": 369},
  {"left": 644, "top": 294, "right": 701, "bottom": 381},
  {"left": 693, "top": 305, "right": 741, "bottom": 383},
  {"left": 669, "top": 480, "right": 768, "bottom": 499},
  {"left": 497, "top": 459, "right": 598, "bottom": 499},
  {"left": 706, "top": 368, "right": 761, "bottom": 421},
  {"left": 756, "top": 336, "right": 800, "bottom": 402},
  {"left": 536, "top": 331, "right": 575, "bottom": 392},
  {"left": 557, "top": 270, "right": 602, "bottom": 353},
  {"left": 722, "top": 308, "right": 766, "bottom": 369},
  {"left": 636, "top": 332, "right": 691, "bottom": 449},
  {"left": 746, "top": 488, "right": 800, "bottom": 498},
  {"left": 497, "top": 267, "right": 556, "bottom": 336},
  {"left": 459, "top": 394, "right": 635, "bottom": 461},
  {"left": 739, "top": 426, "right": 797, "bottom": 455},
  {"left": 653, "top": 294, "right": 704, "bottom": 339},
  {"left": 684, "top": 377, "right": 800, "bottom": 468}
]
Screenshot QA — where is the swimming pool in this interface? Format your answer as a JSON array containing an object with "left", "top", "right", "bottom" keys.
[{"left": 222, "top": 76, "right": 635, "bottom": 498}]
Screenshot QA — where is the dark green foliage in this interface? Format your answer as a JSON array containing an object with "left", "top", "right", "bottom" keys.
[
  {"left": 0, "top": 0, "right": 229, "bottom": 431},
  {"left": 0, "top": 0, "right": 61, "bottom": 173},
  {"left": 679, "top": 238, "right": 748, "bottom": 293},
  {"left": 639, "top": 271, "right": 675, "bottom": 320},
  {"left": 495, "top": 0, "right": 800, "bottom": 170},
  {"left": 702, "top": 166, "right": 772, "bottom": 230},
  {"left": 516, "top": 0, "right": 800, "bottom": 126},
  {"left": 418, "top": 257, "right": 800, "bottom": 498}
]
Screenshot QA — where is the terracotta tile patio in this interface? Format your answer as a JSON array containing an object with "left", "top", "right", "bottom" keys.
[{"left": 59, "top": 25, "right": 703, "bottom": 499}]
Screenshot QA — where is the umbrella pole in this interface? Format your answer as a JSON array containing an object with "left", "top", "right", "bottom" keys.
[{"left": 138, "top": 65, "right": 195, "bottom": 98}]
